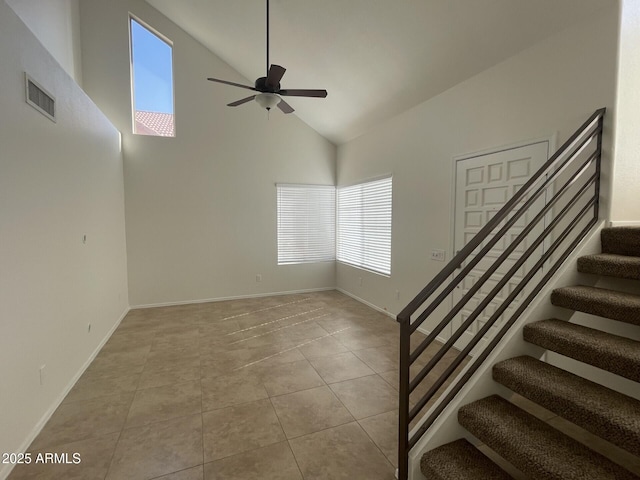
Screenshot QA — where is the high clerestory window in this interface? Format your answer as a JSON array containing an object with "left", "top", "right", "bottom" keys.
[{"left": 129, "top": 15, "right": 175, "bottom": 137}]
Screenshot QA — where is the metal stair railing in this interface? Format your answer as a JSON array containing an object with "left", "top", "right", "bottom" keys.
[{"left": 396, "top": 108, "right": 605, "bottom": 480}]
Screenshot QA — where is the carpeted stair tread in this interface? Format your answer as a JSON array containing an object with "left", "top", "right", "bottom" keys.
[
  {"left": 551, "top": 285, "right": 640, "bottom": 326},
  {"left": 578, "top": 253, "right": 640, "bottom": 280},
  {"left": 523, "top": 319, "right": 640, "bottom": 382},
  {"left": 493, "top": 356, "right": 640, "bottom": 456},
  {"left": 420, "top": 438, "right": 514, "bottom": 480},
  {"left": 601, "top": 227, "right": 640, "bottom": 257},
  {"left": 458, "top": 395, "right": 639, "bottom": 479}
]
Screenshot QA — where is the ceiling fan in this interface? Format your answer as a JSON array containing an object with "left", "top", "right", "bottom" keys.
[{"left": 207, "top": 0, "right": 328, "bottom": 114}]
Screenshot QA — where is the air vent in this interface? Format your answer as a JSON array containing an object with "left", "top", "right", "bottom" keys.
[{"left": 25, "top": 73, "right": 56, "bottom": 122}]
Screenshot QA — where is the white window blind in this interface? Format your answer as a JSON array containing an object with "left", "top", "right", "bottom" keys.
[
  {"left": 277, "top": 184, "right": 336, "bottom": 265},
  {"left": 337, "top": 176, "right": 392, "bottom": 276}
]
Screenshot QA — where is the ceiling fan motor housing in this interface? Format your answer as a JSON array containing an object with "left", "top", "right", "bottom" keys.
[{"left": 255, "top": 76, "right": 280, "bottom": 92}]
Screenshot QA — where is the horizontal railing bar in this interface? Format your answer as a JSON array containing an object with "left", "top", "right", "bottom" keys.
[
  {"left": 407, "top": 151, "right": 598, "bottom": 361},
  {"left": 408, "top": 194, "right": 596, "bottom": 422},
  {"left": 408, "top": 215, "right": 597, "bottom": 449},
  {"left": 397, "top": 108, "right": 604, "bottom": 324},
  {"left": 408, "top": 179, "right": 596, "bottom": 402},
  {"left": 408, "top": 132, "right": 598, "bottom": 336}
]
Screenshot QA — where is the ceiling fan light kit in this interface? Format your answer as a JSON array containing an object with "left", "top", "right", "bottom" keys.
[
  {"left": 206, "top": 0, "right": 327, "bottom": 114},
  {"left": 255, "top": 93, "right": 281, "bottom": 111}
]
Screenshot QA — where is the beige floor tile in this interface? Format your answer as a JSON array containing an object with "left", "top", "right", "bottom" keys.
[
  {"left": 353, "top": 344, "right": 398, "bottom": 374},
  {"left": 8, "top": 433, "right": 119, "bottom": 480},
  {"left": 82, "top": 358, "right": 146, "bottom": 378},
  {"left": 307, "top": 352, "right": 376, "bottom": 384},
  {"left": 201, "top": 370, "right": 268, "bottom": 411},
  {"left": 151, "top": 330, "right": 201, "bottom": 353},
  {"left": 255, "top": 359, "right": 325, "bottom": 396},
  {"left": 153, "top": 465, "right": 204, "bottom": 480},
  {"left": 138, "top": 360, "right": 202, "bottom": 390},
  {"left": 93, "top": 344, "right": 151, "bottom": 367},
  {"left": 106, "top": 414, "right": 203, "bottom": 480},
  {"left": 101, "top": 331, "right": 155, "bottom": 353},
  {"left": 332, "top": 328, "right": 392, "bottom": 350},
  {"left": 289, "top": 422, "right": 395, "bottom": 480},
  {"left": 203, "top": 441, "right": 302, "bottom": 480},
  {"left": 329, "top": 375, "right": 397, "bottom": 420},
  {"left": 297, "top": 335, "right": 350, "bottom": 359},
  {"left": 200, "top": 346, "right": 305, "bottom": 379},
  {"left": 125, "top": 381, "right": 201, "bottom": 428},
  {"left": 378, "top": 369, "right": 399, "bottom": 391},
  {"left": 271, "top": 386, "right": 354, "bottom": 439},
  {"left": 202, "top": 398, "right": 285, "bottom": 462},
  {"left": 31, "top": 393, "right": 134, "bottom": 449},
  {"left": 314, "top": 316, "right": 361, "bottom": 335},
  {"left": 146, "top": 348, "right": 201, "bottom": 369},
  {"left": 199, "top": 319, "right": 242, "bottom": 338},
  {"left": 358, "top": 411, "right": 398, "bottom": 467},
  {"left": 280, "top": 321, "right": 330, "bottom": 343},
  {"left": 63, "top": 371, "right": 140, "bottom": 403}
]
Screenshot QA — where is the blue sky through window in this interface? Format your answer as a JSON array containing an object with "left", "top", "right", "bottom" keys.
[{"left": 131, "top": 18, "right": 174, "bottom": 114}]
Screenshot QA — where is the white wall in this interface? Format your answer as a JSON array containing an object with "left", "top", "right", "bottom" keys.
[
  {"left": 336, "top": 5, "right": 620, "bottom": 318},
  {"left": 0, "top": 2, "right": 129, "bottom": 476},
  {"left": 79, "top": 0, "right": 337, "bottom": 307},
  {"left": 610, "top": 0, "right": 640, "bottom": 223},
  {"left": 5, "top": 0, "right": 82, "bottom": 85}
]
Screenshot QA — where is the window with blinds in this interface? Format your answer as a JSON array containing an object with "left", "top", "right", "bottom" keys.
[
  {"left": 337, "top": 176, "right": 392, "bottom": 276},
  {"left": 277, "top": 184, "right": 336, "bottom": 265}
]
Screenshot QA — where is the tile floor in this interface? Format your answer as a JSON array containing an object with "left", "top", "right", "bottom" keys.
[
  {"left": 10, "top": 290, "right": 454, "bottom": 480},
  {"left": 11, "top": 290, "right": 633, "bottom": 479}
]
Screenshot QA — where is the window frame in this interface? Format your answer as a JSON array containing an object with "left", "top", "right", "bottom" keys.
[
  {"left": 128, "top": 13, "right": 176, "bottom": 137},
  {"left": 336, "top": 175, "right": 393, "bottom": 276},
  {"left": 276, "top": 183, "right": 336, "bottom": 266}
]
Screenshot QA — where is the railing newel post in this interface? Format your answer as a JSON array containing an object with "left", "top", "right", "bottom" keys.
[{"left": 398, "top": 314, "right": 411, "bottom": 480}]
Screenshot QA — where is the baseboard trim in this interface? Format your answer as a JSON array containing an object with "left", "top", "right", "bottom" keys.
[
  {"left": 609, "top": 220, "right": 640, "bottom": 227},
  {"left": 0, "top": 306, "right": 129, "bottom": 480},
  {"left": 335, "top": 288, "right": 396, "bottom": 320},
  {"left": 131, "top": 287, "right": 336, "bottom": 310}
]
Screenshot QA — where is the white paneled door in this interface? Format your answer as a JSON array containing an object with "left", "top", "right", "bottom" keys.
[{"left": 452, "top": 141, "right": 549, "bottom": 353}]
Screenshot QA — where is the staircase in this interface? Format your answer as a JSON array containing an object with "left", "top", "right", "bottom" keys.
[{"left": 419, "top": 226, "right": 640, "bottom": 479}]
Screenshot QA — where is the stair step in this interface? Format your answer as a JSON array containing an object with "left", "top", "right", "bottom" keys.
[
  {"left": 602, "top": 227, "right": 640, "bottom": 257},
  {"left": 551, "top": 285, "right": 640, "bottom": 326},
  {"left": 420, "top": 438, "right": 514, "bottom": 480},
  {"left": 458, "top": 395, "right": 639, "bottom": 479},
  {"left": 578, "top": 253, "right": 640, "bottom": 280},
  {"left": 523, "top": 319, "right": 640, "bottom": 382},
  {"left": 493, "top": 356, "right": 640, "bottom": 457}
]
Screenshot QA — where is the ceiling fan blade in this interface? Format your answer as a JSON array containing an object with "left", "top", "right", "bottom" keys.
[
  {"left": 266, "top": 64, "right": 286, "bottom": 89},
  {"left": 279, "top": 89, "right": 328, "bottom": 98},
  {"left": 277, "top": 99, "right": 294, "bottom": 114},
  {"left": 228, "top": 95, "right": 256, "bottom": 107},
  {"left": 207, "top": 77, "right": 257, "bottom": 91}
]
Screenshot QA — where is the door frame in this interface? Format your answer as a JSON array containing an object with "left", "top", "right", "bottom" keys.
[{"left": 446, "top": 134, "right": 557, "bottom": 345}]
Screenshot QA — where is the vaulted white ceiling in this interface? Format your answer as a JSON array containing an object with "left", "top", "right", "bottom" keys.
[{"left": 147, "top": 0, "right": 612, "bottom": 145}]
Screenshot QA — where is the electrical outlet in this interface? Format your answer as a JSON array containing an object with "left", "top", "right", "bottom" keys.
[
  {"left": 39, "top": 365, "right": 46, "bottom": 386},
  {"left": 431, "top": 249, "right": 446, "bottom": 262},
  {"left": 256, "top": 274, "right": 262, "bottom": 283}
]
